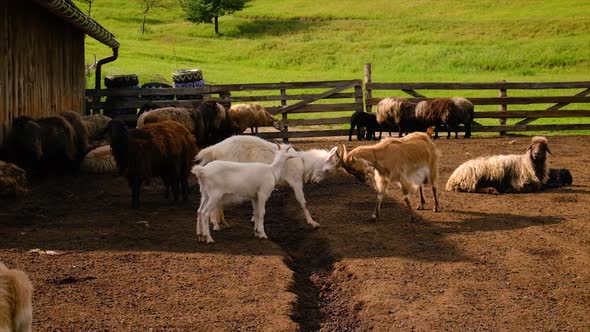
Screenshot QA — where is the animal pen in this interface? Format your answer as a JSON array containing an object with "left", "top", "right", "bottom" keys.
[{"left": 85, "top": 65, "right": 590, "bottom": 141}]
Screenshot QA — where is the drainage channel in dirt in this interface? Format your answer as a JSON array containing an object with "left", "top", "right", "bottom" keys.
[{"left": 265, "top": 190, "right": 364, "bottom": 332}]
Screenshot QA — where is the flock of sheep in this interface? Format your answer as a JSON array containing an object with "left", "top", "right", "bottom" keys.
[
  {"left": 349, "top": 96, "right": 474, "bottom": 141},
  {"left": 0, "top": 97, "right": 574, "bottom": 329}
]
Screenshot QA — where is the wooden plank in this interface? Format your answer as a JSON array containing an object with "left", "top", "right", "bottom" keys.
[
  {"left": 366, "top": 96, "right": 590, "bottom": 106},
  {"left": 206, "top": 80, "right": 362, "bottom": 91},
  {"left": 268, "top": 103, "right": 358, "bottom": 114},
  {"left": 85, "top": 80, "right": 362, "bottom": 96},
  {"left": 364, "top": 63, "right": 372, "bottom": 112},
  {"left": 228, "top": 93, "right": 355, "bottom": 102},
  {"left": 94, "top": 99, "right": 360, "bottom": 112},
  {"left": 275, "top": 82, "right": 358, "bottom": 115},
  {"left": 280, "top": 88, "right": 288, "bottom": 143},
  {"left": 367, "top": 81, "right": 590, "bottom": 90},
  {"left": 257, "top": 129, "right": 350, "bottom": 139},
  {"left": 475, "top": 110, "right": 590, "bottom": 118},
  {"left": 86, "top": 87, "right": 356, "bottom": 101},
  {"left": 499, "top": 81, "right": 507, "bottom": 135},
  {"left": 402, "top": 89, "right": 427, "bottom": 98},
  {"left": 515, "top": 88, "right": 590, "bottom": 125},
  {"left": 472, "top": 124, "right": 590, "bottom": 132},
  {"left": 285, "top": 117, "right": 350, "bottom": 126}
]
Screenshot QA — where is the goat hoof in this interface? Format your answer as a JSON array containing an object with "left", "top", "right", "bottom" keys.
[
  {"left": 433, "top": 207, "right": 441, "bottom": 213},
  {"left": 309, "top": 221, "right": 321, "bottom": 229},
  {"left": 255, "top": 233, "right": 268, "bottom": 240},
  {"left": 366, "top": 215, "right": 377, "bottom": 223},
  {"left": 415, "top": 204, "right": 424, "bottom": 211},
  {"left": 410, "top": 215, "right": 421, "bottom": 223}
]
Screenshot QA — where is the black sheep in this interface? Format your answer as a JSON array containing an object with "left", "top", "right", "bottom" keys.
[{"left": 349, "top": 111, "right": 380, "bottom": 141}]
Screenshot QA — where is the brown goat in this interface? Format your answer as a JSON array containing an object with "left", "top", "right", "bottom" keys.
[{"left": 340, "top": 132, "right": 441, "bottom": 221}]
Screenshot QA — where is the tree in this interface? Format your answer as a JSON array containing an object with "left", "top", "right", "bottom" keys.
[
  {"left": 180, "top": 0, "right": 252, "bottom": 35},
  {"left": 79, "top": 0, "right": 95, "bottom": 17},
  {"left": 138, "top": 0, "right": 170, "bottom": 36}
]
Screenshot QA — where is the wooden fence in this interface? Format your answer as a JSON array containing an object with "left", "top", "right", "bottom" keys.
[
  {"left": 85, "top": 80, "right": 364, "bottom": 141},
  {"left": 85, "top": 68, "right": 590, "bottom": 141}
]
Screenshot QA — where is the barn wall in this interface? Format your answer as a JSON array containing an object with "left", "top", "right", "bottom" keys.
[{"left": 0, "top": 2, "right": 85, "bottom": 142}]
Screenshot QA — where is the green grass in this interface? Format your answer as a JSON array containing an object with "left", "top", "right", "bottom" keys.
[
  {"left": 78, "top": 0, "right": 590, "bottom": 84},
  {"left": 76, "top": 0, "right": 590, "bottom": 133}
]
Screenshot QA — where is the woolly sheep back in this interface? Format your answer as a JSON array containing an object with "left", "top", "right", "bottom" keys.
[
  {"left": 82, "top": 114, "right": 112, "bottom": 141},
  {"left": 445, "top": 136, "right": 550, "bottom": 193},
  {"left": 81, "top": 145, "right": 117, "bottom": 174}
]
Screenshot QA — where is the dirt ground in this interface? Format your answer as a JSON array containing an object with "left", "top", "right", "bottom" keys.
[{"left": 1, "top": 135, "right": 589, "bottom": 331}]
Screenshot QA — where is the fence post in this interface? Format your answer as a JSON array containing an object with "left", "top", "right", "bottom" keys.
[
  {"left": 364, "top": 63, "right": 372, "bottom": 113},
  {"left": 280, "top": 88, "right": 289, "bottom": 143},
  {"left": 499, "top": 80, "right": 507, "bottom": 136}
]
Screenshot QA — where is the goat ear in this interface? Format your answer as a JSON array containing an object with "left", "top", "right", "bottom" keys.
[{"left": 328, "top": 146, "right": 338, "bottom": 159}]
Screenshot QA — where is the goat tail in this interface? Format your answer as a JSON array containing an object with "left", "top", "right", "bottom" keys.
[
  {"left": 190, "top": 165, "right": 203, "bottom": 178},
  {"left": 194, "top": 147, "right": 214, "bottom": 166}
]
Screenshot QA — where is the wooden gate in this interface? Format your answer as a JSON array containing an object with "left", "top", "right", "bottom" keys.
[{"left": 85, "top": 80, "right": 364, "bottom": 141}]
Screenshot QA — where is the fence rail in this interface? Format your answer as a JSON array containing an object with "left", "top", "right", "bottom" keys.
[{"left": 84, "top": 64, "right": 590, "bottom": 140}]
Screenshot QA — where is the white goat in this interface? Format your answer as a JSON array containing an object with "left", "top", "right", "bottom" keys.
[
  {"left": 0, "top": 263, "right": 33, "bottom": 332},
  {"left": 340, "top": 132, "right": 441, "bottom": 221},
  {"left": 191, "top": 149, "right": 296, "bottom": 243},
  {"left": 194, "top": 135, "right": 343, "bottom": 230}
]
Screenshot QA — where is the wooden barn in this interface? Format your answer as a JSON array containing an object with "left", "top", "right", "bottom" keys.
[{"left": 0, "top": 0, "right": 119, "bottom": 141}]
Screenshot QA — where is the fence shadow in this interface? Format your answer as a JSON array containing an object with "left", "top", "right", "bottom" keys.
[{"left": 230, "top": 18, "right": 318, "bottom": 38}]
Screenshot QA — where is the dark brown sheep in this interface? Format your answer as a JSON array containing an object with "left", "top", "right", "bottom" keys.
[
  {"left": 416, "top": 98, "right": 474, "bottom": 139},
  {"left": 59, "top": 110, "right": 90, "bottom": 159},
  {"left": 106, "top": 119, "right": 197, "bottom": 208},
  {"left": 5, "top": 115, "right": 77, "bottom": 172}
]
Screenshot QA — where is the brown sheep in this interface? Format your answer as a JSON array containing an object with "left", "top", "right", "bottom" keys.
[
  {"left": 106, "top": 119, "right": 198, "bottom": 208},
  {"left": 59, "top": 110, "right": 90, "bottom": 158},
  {"left": 376, "top": 97, "right": 422, "bottom": 138},
  {"left": 416, "top": 98, "right": 473, "bottom": 139},
  {"left": 5, "top": 115, "right": 77, "bottom": 172}
]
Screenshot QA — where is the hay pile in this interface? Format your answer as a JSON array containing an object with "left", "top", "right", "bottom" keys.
[{"left": 0, "top": 160, "right": 28, "bottom": 196}]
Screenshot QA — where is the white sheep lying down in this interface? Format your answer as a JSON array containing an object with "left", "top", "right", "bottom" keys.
[
  {"left": 192, "top": 149, "right": 296, "bottom": 243},
  {"left": 194, "top": 135, "right": 344, "bottom": 230}
]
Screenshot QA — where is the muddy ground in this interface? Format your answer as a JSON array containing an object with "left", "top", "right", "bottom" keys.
[{"left": 1, "top": 135, "right": 589, "bottom": 331}]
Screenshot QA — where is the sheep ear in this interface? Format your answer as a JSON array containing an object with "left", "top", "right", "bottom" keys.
[{"left": 546, "top": 146, "right": 553, "bottom": 155}]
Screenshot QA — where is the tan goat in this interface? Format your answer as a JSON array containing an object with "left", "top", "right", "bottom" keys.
[
  {"left": 339, "top": 131, "right": 441, "bottom": 221},
  {"left": 0, "top": 263, "right": 33, "bottom": 332}
]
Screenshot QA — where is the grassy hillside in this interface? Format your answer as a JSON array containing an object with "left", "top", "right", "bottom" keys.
[{"left": 77, "top": 0, "right": 590, "bottom": 85}]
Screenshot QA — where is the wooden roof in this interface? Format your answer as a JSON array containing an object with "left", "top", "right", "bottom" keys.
[{"left": 32, "top": 0, "right": 119, "bottom": 48}]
